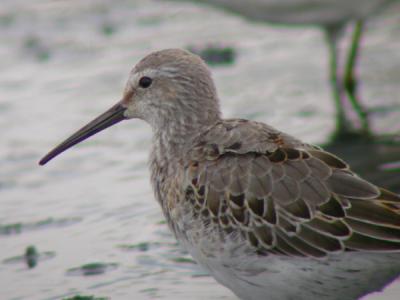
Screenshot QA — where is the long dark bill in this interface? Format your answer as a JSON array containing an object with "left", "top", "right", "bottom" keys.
[{"left": 39, "top": 102, "right": 127, "bottom": 166}]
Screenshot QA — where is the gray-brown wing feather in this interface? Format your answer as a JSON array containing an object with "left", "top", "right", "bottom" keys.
[{"left": 185, "top": 123, "right": 400, "bottom": 258}]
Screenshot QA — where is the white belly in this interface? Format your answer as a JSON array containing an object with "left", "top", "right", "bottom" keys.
[
  {"left": 173, "top": 212, "right": 400, "bottom": 300},
  {"left": 195, "top": 250, "right": 400, "bottom": 300}
]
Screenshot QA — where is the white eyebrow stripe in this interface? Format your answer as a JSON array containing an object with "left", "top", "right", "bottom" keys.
[
  {"left": 129, "top": 67, "right": 179, "bottom": 87},
  {"left": 158, "top": 67, "right": 179, "bottom": 76},
  {"left": 136, "top": 67, "right": 178, "bottom": 78}
]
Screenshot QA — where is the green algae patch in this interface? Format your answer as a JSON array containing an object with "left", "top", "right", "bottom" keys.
[
  {"left": 3, "top": 245, "right": 55, "bottom": 268},
  {"left": 0, "top": 217, "right": 82, "bottom": 236},
  {"left": 171, "top": 257, "right": 196, "bottom": 264},
  {"left": 67, "top": 262, "right": 118, "bottom": 276},
  {"left": 23, "top": 35, "right": 51, "bottom": 62},
  {"left": 139, "top": 287, "right": 159, "bottom": 297},
  {"left": 25, "top": 245, "right": 39, "bottom": 268},
  {"left": 0, "top": 223, "right": 22, "bottom": 235},
  {"left": 63, "top": 295, "right": 108, "bottom": 300},
  {"left": 118, "top": 242, "right": 151, "bottom": 252},
  {"left": 187, "top": 44, "right": 236, "bottom": 66},
  {"left": 100, "top": 23, "right": 116, "bottom": 36},
  {"left": 117, "top": 241, "right": 165, "bottom": 252}
]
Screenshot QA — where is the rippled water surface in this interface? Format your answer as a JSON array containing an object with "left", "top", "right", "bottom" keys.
[{"left": 1, "top": 1, "right": 400, "bottom": 299}]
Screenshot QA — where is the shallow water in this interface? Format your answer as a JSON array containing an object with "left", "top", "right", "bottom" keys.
[{"left": 1, "top": 1, "right": 400, "bottom": 299}]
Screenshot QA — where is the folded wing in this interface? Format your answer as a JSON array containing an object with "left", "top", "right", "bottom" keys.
[{"left": 185, "top": 125, "right": 400, "bottom": 258}]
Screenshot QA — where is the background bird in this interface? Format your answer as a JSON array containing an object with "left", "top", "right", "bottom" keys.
[{"left": 173, "top": 0, "right": 398, "bottom": 139}]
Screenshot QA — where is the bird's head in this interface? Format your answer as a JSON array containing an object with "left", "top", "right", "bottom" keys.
[{"left": 39, "top": 49, "right": 220, "bottom": 165}]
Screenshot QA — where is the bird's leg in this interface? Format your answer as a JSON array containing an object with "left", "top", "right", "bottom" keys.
[
  {"left": 343, "top": 20, "right": 371, "bottom": 137},
  {"left": 325, "top": 25, "right": 352, "bottom": 139}
]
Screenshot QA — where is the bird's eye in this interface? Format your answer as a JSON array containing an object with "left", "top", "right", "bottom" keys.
[{"left": 139, "top": 76, "right": 152, "bottom": 88}]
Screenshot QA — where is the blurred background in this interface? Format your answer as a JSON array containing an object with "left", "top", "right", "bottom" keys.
[{"left": 1, "top": 0, "right": 399, "bottom": 299}]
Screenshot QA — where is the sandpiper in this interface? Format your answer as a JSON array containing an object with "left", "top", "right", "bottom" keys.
[
  {"left": 175, "top": 0, "right": 397, "bottom": 137},
  {"left": 40, "top": 49, "right": 400, "bottom": 300}
]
